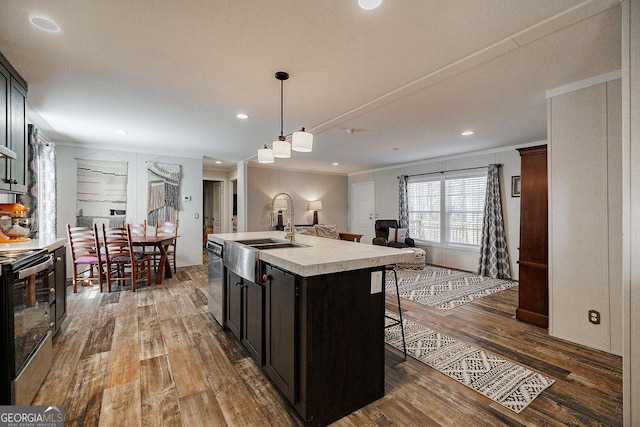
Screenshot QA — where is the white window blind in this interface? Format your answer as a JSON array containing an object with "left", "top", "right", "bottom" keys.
[
  {"left": 444, "top": 175, "right": 486, "bottom": 246},
  {"left": 407, "top": 179, "right": 441, "bottom": 242},
  {"left": 407, "top": 171, "right": 487, "bottom": 246}
]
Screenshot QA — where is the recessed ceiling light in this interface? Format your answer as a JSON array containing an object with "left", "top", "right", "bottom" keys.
[
  {"left": 332, "top": 162, "right": 339, "bottom": 166},
  {"left": 358, "top": 0, "right": 382, "bottom": 10},
  {"left": 236, "top": 113, "right": 249, "bottom": 120},
  {"left": 114, "top": 130, "right": 127, "bottom": 135},
  {"left": 30, "top": 17, "right": 60, "bottom": 32},
  {"left": 461, "top": 130, "right": 475, "bottom": 136},
  {"left": 215, "top": 161, "right": 222, "bottom": 164}
]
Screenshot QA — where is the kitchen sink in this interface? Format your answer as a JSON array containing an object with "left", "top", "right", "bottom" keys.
[
  {"left": 235, "top": 238, "right": 307, "bottom": 249},
  {"left": 252, "top": 242, "right": 306, "bottom": 250},
  {"left": 223, "top": 238, "right": 308, "bottom": 282}
]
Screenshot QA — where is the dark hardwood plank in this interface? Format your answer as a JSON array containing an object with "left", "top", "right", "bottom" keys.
[{"left": 34, "top": 260, "right": 622, "bottom": 426}]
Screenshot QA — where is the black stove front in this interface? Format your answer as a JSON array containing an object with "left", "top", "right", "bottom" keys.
[{"left": 0, "top": 248, "right": 55, "bottom": 405}]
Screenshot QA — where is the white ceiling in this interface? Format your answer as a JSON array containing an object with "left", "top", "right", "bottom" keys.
[{"left": 0, "top": 0, "right": 621, "bottom": 174}]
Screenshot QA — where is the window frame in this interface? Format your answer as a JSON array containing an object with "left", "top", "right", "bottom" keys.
[{"left": 407, "top": 169, "right": 487, "bottom": 249}]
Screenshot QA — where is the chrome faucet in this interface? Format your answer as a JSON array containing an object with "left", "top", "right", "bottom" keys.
[{"left": 271, "top": 192, "right": 295, "bottom": 242}]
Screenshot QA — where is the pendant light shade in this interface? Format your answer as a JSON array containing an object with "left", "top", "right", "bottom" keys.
[
  {"left": 258, "top": 145, "right": 274, "bottom": 163},
  {"left": 257, "top": 71, "right": 313, "bottom": 162},
  {"left": 292, "top": 127, "right": 313, "bottom": 152},
  {"left": 272, "top": 137, "right": 291, "bottom": 158}
]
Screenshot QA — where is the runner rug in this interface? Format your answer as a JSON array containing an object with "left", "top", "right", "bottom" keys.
[
  {"left": 386, "top": 264, "right": 517, "bottom": 310},
  {"left": 385, "top": 316, "right": 554, "bottom": 413}
]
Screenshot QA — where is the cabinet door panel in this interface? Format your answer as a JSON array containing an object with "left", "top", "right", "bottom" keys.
[
  {"left": 54, "top": 247, "right": 67, "bottom": 330},
  {"left": 226, "top": 271, "right": 242, "bottom": 340},
  {"left": 242, "top": 280, "right": 264, "bottom": 365},
  {"left": 9, "top": 79, "right": 26, "bottom": 193},
  {"left": 264, "top": 264, "right": 296, "bottom": 404},
  {"left": 0, "top": 64, "right": 9, "bottom": 191}
]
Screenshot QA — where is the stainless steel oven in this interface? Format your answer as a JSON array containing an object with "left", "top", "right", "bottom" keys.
[{"left": 0, "top": 249, "right": 55, "bottom": 405}]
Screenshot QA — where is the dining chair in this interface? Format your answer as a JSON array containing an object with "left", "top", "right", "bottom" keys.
[
  {"left": 128, "top": 220, "right": 147, "bottom": 237},
  {"left": 102, "top": 224, "right": 151, "bottom": 292},
  {"left": 66, "top": 224, "right": 105, "bottom": 293},
  {"left": 128, "top": 220, "right": 148, "bottom": 254},
  {"left": 153, "top": 219, "right": 178, "bottom": 273}
]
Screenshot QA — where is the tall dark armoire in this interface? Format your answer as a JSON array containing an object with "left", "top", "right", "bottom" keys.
[{"left": 516, "top": 145, "right": 548, "bottom": 328}]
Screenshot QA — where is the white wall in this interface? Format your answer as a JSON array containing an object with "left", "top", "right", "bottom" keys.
[
  {"left": 349, "top": 144, "right": 531, "bottom": 279},
  {"left": 548, "top": 76, "right": 622, "bottom": 355},
  {"left": 246, "top": 166, "right": 348, "bottom": 232},
  {"left": 622, "top": 0, "right": 640, "bottom": 421},
  {"left": 57, "top": 145, "right": 203, "bottom": 272}
]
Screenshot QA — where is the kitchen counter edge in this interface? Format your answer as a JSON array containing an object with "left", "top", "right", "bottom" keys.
[
  {"left": 208, "top": 231, "right": 415, "bottom": 277},
  {"left": 0, "top": 238, "right": 66, "bottom": 253}
]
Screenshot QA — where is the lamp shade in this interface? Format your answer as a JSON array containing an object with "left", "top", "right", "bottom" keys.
[
  {"left": 273, "top": 198, "right": 288, "bottom": 210},
  {"left": 257, "top": 146, "right": 274, "bottom": 163},
  {"left": 308, "top": 200, "right": 322, "bottom": 211},
  {"left": 272, "top": 139, "right": 291, "bottom": 158},
  {"left": 292, "top": 128, "right": 313, "bottom": 152}
]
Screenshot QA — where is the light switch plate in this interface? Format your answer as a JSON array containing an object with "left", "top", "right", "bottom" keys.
[{"left": 370, "top": 271, "right": 382, "bottom": 294}]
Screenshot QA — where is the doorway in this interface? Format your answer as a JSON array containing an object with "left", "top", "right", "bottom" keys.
[
  {"left": 203, "top": 180, "right": 224, "bottom": 236},
  {"left": 350, "top": 181, "right": 375, "bottom": 244}
]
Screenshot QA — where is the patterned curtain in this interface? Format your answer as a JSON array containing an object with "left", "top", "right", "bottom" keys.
[
  {"left": 19, "top": 125, "right": 57, "bottom": 239},
  {"left": 478, "top": 164, "right": 511, "bottom": 278},
  {"left": 147, "top": 161, "right": 182, "bottom": 225},
  {"left": 398, "top": 175, "right": 409, "bottom": 229}
]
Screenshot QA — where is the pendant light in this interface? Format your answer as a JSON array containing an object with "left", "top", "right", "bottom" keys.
[
  {"left": 292, "top": 127, "right": 313, "bottom": 152},
  {"left": 256, "top": 71, "right": 313, "bottom": 162},
  {"left": 257, "top": 144, "right": 274, "bottom": 163},
  {"left": 272, "top": 72, "right": 292, "bottom": 158}
]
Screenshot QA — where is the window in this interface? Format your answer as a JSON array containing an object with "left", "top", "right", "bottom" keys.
[{"left": 407, "top": 172, "right": 487, "bottom": 246}]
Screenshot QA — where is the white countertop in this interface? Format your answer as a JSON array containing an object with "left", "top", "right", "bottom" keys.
[
  {"left": 209, "top": 231, "right": 415, "bottom": 277},
  {"left": 0, "top": 237, "right": 66, "bottom": 253}
]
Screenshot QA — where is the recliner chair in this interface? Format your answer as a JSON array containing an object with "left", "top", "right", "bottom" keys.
[{"left": 372, "top": 219, "right": 415, "bottom": 248}]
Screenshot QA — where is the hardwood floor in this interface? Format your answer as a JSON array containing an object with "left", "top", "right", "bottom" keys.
[{"left": 33, "top": 263, "right": 622, "bottom": 426}]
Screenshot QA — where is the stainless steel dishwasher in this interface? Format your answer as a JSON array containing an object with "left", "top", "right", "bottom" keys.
[{"left": 206, "top": 240, "right": 225, "bottom": 326}]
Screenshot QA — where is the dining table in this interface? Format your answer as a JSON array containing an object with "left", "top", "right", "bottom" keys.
[{"left": 130, "top": 234, "right": 177, "bottom": 284}]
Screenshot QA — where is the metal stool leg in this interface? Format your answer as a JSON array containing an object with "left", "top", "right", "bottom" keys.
[{"left": 385, "top": 266, "right": 407, "bottom": 360}]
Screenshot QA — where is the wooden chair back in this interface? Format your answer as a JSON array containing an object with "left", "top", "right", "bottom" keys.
[
  {"left": 128, "top": 220, "right": 147, "bottom": 237},
  {"left": 102, "top": 224, "right": 151, "bottom": 292},
  {"left": 66, "top": 224, "right": 104, "bottom": 292}
]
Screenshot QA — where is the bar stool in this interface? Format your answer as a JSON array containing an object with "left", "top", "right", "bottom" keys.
[{"left": 385, "top": 265, "right": 407, "bottom": 360}]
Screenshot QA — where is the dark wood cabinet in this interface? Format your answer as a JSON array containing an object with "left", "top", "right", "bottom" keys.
[
  {"left": 226, "top": 270, "right": 242, "bottom": 339},
  {"left": 0, "top": 52, "right": 28, "bottom": 194},
  {"left": 225, "top": 269, "right": 264, "bottom": 365},
  {"left": 8, "top": 80, "right": 27, "bottom": 193},
  {"left": 0, "top": 54, "right": 27, "bottom": 193},
  {"left": 264, "top": 264, "right": 296, "bottom": 403},
  {"left": 263, "top": 263, "right": 385, "bottom": 426},
  {"left": 53, "top": 246, "right": 67, "bottom": 332},
  {"left": 516, "top": 145, "right": 549, "bottom": 328}
]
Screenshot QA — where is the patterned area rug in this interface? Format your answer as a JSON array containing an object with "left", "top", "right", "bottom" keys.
[
  {"left": 385, "top": 316, "right": 554, "bottom": 413},
  {"left": 386, "top": 264, "right": 517, "bottom": 310}
]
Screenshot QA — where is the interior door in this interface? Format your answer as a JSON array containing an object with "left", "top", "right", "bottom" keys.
[
  {"left": 350, "top": 182, "right": 375, "bottom": 244},
  {"left": 213, "top": 181, "right": 223, "bottom": 233}
]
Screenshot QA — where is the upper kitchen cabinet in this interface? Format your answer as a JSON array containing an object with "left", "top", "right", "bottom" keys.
[{"left": 0, "top": 51, "right": 28, "bottom": 194}]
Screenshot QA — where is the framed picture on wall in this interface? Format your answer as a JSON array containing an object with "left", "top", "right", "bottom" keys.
[{"left": 511, "top": 176, "right": 521, "bottom": 197}]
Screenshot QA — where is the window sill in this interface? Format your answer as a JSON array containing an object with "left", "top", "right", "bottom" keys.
[{"left": 414, "top": 240, "right": 481, "bottom": 253}]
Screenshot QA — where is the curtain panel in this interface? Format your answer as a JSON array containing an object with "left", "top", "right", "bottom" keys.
[
  {"left": 478, "top": 164, "right": 511, "bottom": 279},
  {"left": 399, "top": 175, "right": 409, "bottom": 229},
  {"left": 19, "top": 125, "right": 57, "bottom": 239}
]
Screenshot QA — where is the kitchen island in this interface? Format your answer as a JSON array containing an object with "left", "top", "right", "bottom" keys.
[{"left": 208, "top": 232, "right": 414, "bottom": 426}]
